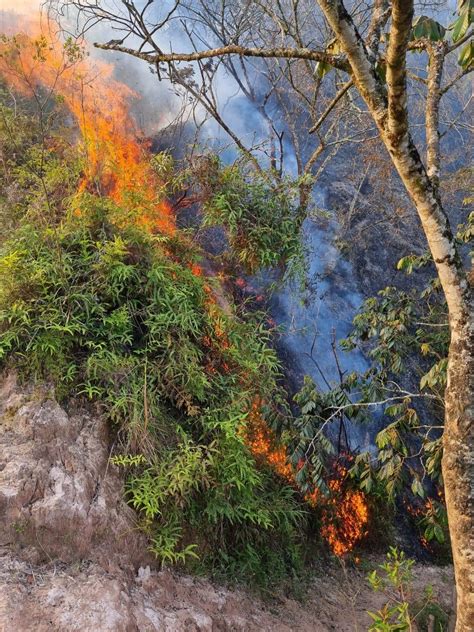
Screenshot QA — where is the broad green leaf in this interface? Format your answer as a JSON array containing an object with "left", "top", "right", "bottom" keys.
[
  {"left": 412, "top": 16, "right": 446, "bottom": 41},
  {"left": 433, "top": 524, "right": 445, "bottom": 543},
  {"left": 459, "top": 39, "right": 474, "bottom": 68},
  {"left": 451, "top": 1, "right": 473, "bottom": 42},
  {"left": 411, "top": 477, "right": 425, "bottom": 498}
]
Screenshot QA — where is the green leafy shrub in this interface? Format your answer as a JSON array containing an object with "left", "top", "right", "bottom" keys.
[
  {"left": 0, "top": 100, "right": 305, "bottom": 586},
  {"left": 0, "top": 198, "right": 305, "bottom": 581},
  {"left": 367, "top": 548, "right": 449, "bottom": 631},
  {"left": 0, "top": 93, "right": 80, "bottom": 235},
  {"left": 286, "top": 238, "right": 467, "bottom": 553},
  {"left": 339, "top": 264, "right": 451, "bottom": 548},
  {"left": 200, "top": 156, "right": 305, "bottom": 273}
]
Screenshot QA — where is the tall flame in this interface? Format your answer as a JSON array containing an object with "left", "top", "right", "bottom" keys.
[{"left": 0, "top": 13, "right": 174, "bottom": 234}]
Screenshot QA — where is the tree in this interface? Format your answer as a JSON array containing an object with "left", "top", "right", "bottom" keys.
[{"left": 52, "top": 0, "right": 473, "bottom": 627}]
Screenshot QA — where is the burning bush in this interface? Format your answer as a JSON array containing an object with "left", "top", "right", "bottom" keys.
[
  {"left": 0, "top": 84, "right": 307, "bottom": 586},
  {"left": 0, "top": 21, "right": 370, "bottom": 587},
  {"left": 245, "top": 402, "right": 370, "bottom": 557},
  {"left": 0, "top": 30, "right": 174, "bottom": 234},
  {"left": 318, "top": 468, "right": 369, "bottom": 557}
]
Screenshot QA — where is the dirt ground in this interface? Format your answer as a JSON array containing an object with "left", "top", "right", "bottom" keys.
[
  {"left": 0, "top": 373, "right": 455, "bottom": 631},
  {"left": 0, "top": 551, "right": 454, "bottom": 632}
]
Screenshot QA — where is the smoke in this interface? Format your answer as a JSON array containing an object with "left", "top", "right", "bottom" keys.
[
  {"left": 253, "top": 187, "right": 381, "bottom": 451},
  {"left": 0, "top": 0, "right": 35, "bottom": 16},
  {"left": 0, "top": 0, "right": 181, "bottom": 137}
]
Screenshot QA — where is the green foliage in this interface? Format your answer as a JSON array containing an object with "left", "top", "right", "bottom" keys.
[
  {"left": 340, "top": 268, "right": 449, "bottom": 495},
  {"left": 458, "top": 38, "right": 474, "bottom": 68},
  {"left": 410, "top": 600, "right": 449, "bottom": 632},
  {"left": 367, "top": 548, "right": 415, "bottom": 632},
  {"left": 0, "top": 204, "right": 304, "bottom": 581},
  {"left": 289, "top": 376, "right": 351, "bottom": 495},
  {"left": 336, "top": 262, "right": 452, "bottom": 545},
  {"left": 335, "top": 213, "right": 474, "bottom": 551},
  {"left": 200, "top": 156, "right": 305, "bottom": 273},
  {"left": 418, "top": 498, "right": 448, "bottom": 545},
  {"left": 0, "top": 101, "right": 305, "bottom": 587},
  {"left": 411, "top": 16, "right": 446, "bottom": 41},
  {"left": 367, "top": 549, "right": 448, "bottom": 632},
  {"left": 404, "top": 4, "right": 474, "bottom": 69},
  {"left": 123, "top": 428, "right": 305, "bottom": 576},
  {"left": 457, "top": 168, "right": 474, "bottom": 255},
  {"left": 451, "top": 0, "right": 474, "bottom": 68},
  {"left": 289, "top": 237, "right": 466, "bottom": 547},
  {"left": 0, "top": 96, "right": 80, "bottom": 235},
  {"left": 451, "top": 0, "right": 474, "bottom": 43},
  {"left": 288, "top": 268, "right": 449, "bottom": 502},
  {"left": 110, "top": 453, "right": 147, "bottom": 468}
]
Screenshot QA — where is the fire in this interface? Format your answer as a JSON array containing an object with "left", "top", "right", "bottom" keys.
[
  {"left": 245, "top": 402, "right": 369, "bottom": 556},
  {"left": 320, "top": 474, "right": 369, "bottom": 557},
  {"left": 0, "top": 15, "right": 174, "bottom": 234},
  {"left": 190, "top": 263, "right": 203, "bottom": 276},
  {"left": 245, "top": 400, "right": 294, "bottom": 482},
  {"left": 1, "top": 7, "right": 368, "bottom": 559},
  {"left": 320, "top": 493, "right": 369, "bottom": 557}
]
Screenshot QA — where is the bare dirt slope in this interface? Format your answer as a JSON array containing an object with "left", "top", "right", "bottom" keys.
[
  {"left": 0, "top": 374, "right": 454, "bottom": 631},
  {"left": 0, "top": 550, "right": 455, "bottom": 632}
]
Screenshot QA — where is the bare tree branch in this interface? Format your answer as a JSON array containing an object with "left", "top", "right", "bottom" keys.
[
  {"left": 94, "top": 41, "right": 349, "bottom": 70},
  {"left": 309, "top": 79, "right": 353, "bottom": 133},
  {"left": 386, "top": 0, "right": 414, "bottom": 143}
]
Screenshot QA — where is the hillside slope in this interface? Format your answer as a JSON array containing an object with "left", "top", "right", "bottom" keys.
[{"left": 0, "top": 374, "right": 454, "bottom": 631}]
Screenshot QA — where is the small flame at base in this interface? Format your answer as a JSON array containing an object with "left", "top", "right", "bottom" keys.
[{"left": 245, "top": 402, "right": 369, "bottom": 556}]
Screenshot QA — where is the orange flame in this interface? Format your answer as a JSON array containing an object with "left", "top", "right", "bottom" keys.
[
  {"left": 1, "top": 9, "right": 368, "bottom": 558},
  {"left": 245, "top": 400, "right": 294, "bottom": 482},
  {"left": 0, "top": 16, "right": 174, "bottom": 234},
  {"left": 319, "top": 463, "right": 369, "bottom": 557},
  {"left": 245, "top": 402, "right": 369, "bottom": 556}
]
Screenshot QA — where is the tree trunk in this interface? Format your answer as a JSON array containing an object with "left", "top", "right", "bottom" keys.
[
  {"left": 443, "top": 309, "right": 474, "bottom": 632},
  {"left": 381, "top": 132, "right": 474, "bottom": 632},
  {"left": 315, "top": 3, "right": 473, "bottom": 626}
]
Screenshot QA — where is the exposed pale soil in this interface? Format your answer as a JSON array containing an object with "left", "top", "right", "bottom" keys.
[{"left": 0, "top": 373, "right": 454, "bottom": 631}]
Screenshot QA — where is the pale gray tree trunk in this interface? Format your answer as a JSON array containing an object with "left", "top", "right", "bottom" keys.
[
  {"left": 443, "top": 310, "right": 474, "bottom": 632},
  {"left": 386, "top": 135, "right": 473, "bottom": 632}
]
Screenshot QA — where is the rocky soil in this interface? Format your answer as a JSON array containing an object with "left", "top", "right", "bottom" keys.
[{"left": 0, "top": 373, "right": 455, "bottom": 631}]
